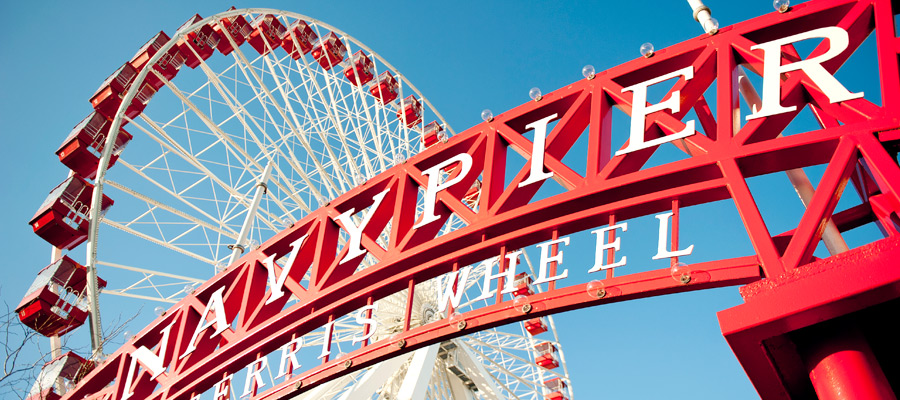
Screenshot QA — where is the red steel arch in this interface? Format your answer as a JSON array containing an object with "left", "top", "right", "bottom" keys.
[{"left": 65, "top": 0, "right": 900, "bottom": 398}]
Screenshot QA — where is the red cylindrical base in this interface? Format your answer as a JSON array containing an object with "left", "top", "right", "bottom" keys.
[{"left": 798, "top": 325, "right": 896, "bottom": 400}]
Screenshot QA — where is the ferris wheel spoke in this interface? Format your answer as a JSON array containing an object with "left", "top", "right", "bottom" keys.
[
  {"left": 236, "top": 50, "right": 350, "bottom": 200},
  {"left": 130, "top": 115, "right": 283, "bottom": 232},
  {"left": 106, "top": 179, "right": 238, "bottom": 239},
  {"left": 114, "top": 160, "right": 243, "bottom": 240},
  {"left": 194, "top": 61, "right": 329, "bottom": 210},
  {"left": 262, "top": 54, "right": 368, "bottom": 183},
  {"left": 286, "top": 53, "right": 365, "bottom": 190},
  {"left": 334, "top": 39, "right": 389, "bottom": 174},
  {"left": 212, "top": 16, "right": 348, "bottom": 201},
  {"left": 308, "top": 55, "right": 377, "bottom": 180},
  {"left": 151, "top": 70, "right": 304, "bottom": 221},
  {"left": 228, "top": 37, "right": 353, "bottom": 198},
  {"left": 103, "top": 219, "right": 217, "bottom": 264}
]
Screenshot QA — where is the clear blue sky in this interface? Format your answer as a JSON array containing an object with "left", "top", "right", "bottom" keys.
[{"left": 1, "top": 0, "right": 882, "bottom": 398}]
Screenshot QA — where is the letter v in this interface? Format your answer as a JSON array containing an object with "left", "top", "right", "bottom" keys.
[{"left": 262, "top": 234, "right": 309, "bottom": 305}]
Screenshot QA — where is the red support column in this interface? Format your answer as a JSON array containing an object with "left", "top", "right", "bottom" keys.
[{"left": 796, "top": 325, "right": 896, "bottom": 400}]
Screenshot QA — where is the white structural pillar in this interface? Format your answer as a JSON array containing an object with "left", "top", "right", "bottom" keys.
[
  {"left": 334, "top": 352, "right": 412, "bottom": 400},
  {"left": 456, "top": 340, "right": 502, "bottom": 400},
  {"left": 687, "top": 0, "right": 718, "bottom": 34},
  {"left": 228, "top": 163, "right": 274, "bottom": 266},
  {"left": 396, "top": 344, "right": 440, "bottom": 400},
  {"left": 736, "top": 68, "right": 849, "bottom": 255},
  {"left": 50, "top": 245, "right": 64, "bottom": 394}
]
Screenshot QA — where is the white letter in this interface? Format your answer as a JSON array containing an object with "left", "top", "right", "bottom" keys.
[
  {"left": 414, "top": 153, "right": 473, "bottom": 229},
  {"left": 472, "top": 252, "right": 520, "bottom": 302},
  {"left": 437, "top": 266, "right": 473, "bottom": 313},
  {"left": 262, "top": 234, "right": 308, "bottom": 305},
  {"left": 748, "top": 26, "right": 863, "bottom": 120},
  {"left": 352, "top": 304, "right": 378, "bottom": 345},
  {"left": 519, "top": 113, "right": 557, "bottom": 187},
  {"left": 213, "top": 374, "right": 233, "bottom": 400},
  {"left": 335, "top": 189, "right": 390, "bottom": 264},
  {"left": 533, "top": 237, "right": 570, "bottom": 285},
  {"left": 588, "top": 223, "right": 628, "bottom": 273},
  {"left": 180, "top": 286, "right": 230, "bottom": 358},
  {"left": 652, "top": 212, "right": 694, "bottom": 260},
  {"left": 277, "top": 337, "right": 304, "bottom": 377},
  {"left": 616, "top": 66, "right": 696, "bottom": 156},
  {"left": 318, "top": 320, "right": 336, "bottom": 360},
  {"left": 121, "top": 320, "right": 177, "bottom": 400},
  {"left": 241, "top": 357, "right": 268, "bottom": 397}
]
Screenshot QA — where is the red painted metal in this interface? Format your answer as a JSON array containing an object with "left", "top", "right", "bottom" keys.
[
  {"left": 57, "top": 1, "right": 900, "bottom": 398},
  {"left": 798, "top": 324, "right": 896, "bottom": 400}
]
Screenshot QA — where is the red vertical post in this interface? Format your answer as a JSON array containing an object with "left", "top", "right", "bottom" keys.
[
  {"left": 796, "top": 324, "right": 896, "bottom": 400},
  {"left": 606, "top": 214, "right": 616, "bottom": 279}
]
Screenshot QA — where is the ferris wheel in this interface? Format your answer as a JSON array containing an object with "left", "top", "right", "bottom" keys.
[{"left": 23, "top": 8, "right": 572, "bottom": 400}]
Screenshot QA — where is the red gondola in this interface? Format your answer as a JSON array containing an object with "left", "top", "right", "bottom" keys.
[
  {"left": 311, "top": 32, "right": 347, "bottom": 70},
  {"left": 524, "top": 317, "right": 548, "bottom": 336},
  {"left": 248, "top": 14, "right": 286, "bottom": 55},
  {"left": 130, "top": 32, "right": 185, "bottom": 90},
  {"left": 16, "top": 256, "right": 107, "bottom": 337},
  {"left": 543, "top": 377, "right": 569, "bottom": 400},
  {"left": 369, "top": 70, "right": 398, "bottom": 104},
  {"left": 56, "top": 112, "right": 132, "bottom": 180},
  {"left": 534, "top": 342, "right": 560, "bottom": 369},
  {"left": 396, "top": 95, "right": 423, "bottom": 128},
  {"left": 343, "top": 50, "right": 374, "bottom": 86},
  {"left": 177, "top": 14, "right": 221, "bottom": 68},
  {"left": 89, "top": 63, "right": 156, "bottom": 120},
  {"left": 512, "top": 272, "right": 533, "bottom": 297},
  {"left": 214, "top": 7, "right": 252, "bottom": 55},
  {"left": 281, "top": 19, "right": 317, "bottom": 59},
  {"left": 24, "top": 352, "right": 95, "bottom": 400},
  {"left": 29, "top": 175, "right": 114, "bottom": 250}
]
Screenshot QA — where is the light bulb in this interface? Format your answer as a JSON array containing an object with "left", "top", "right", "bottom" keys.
[
  {"left": 513, "top": 295, "right": 531, "bottom": 313},
  {"left": 438, "top": 131, "right": 448, "bottom": 143},
  {"left": 774, "top": 0, "right": 790, "bottom": 13},
  {"left": 670, "top": 262, "right": 692, "bottom": 284},
  {"left": 393, "top": 152, "right": 407, "bottom": 165},
  {"left": 703, "top": 17, "right": 719, "bottom": 35},
  {"left": 582, "top": 65, "right": 595, "bottom": 80},
  {"left": 449, "top": 312, "right": 466, "bottom": 330},
  {"left": 154, "top": 306, "right": 165, "bottom": 316},
  {"left": 529, "top": 87, "right": 542, "bottom": 101},
  {"left": 586, "top": 280, "right": 607, "bottom": 298},
  {"left": 481, "top": 109, "right": 494, "bottom": 122},
  {"left": 184, "top": 282, "right": 198, "bottom": 295},
  {"left": 215, "top": 262, "right": 227, "bottom": 273},
  {"left": 639, "top": 43, "right": 655, "bottom": 58},
  {"left": 123, "top": 330, "right": 133, "bottom": 340}
]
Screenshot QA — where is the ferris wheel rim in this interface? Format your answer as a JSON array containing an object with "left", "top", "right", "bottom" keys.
[{"left": 71, "top": 7, "right": 570, "bottom": 399}]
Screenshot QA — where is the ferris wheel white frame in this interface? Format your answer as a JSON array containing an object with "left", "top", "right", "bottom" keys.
[{"left": 71, "top": 7, "right": 572, "bottom": 400}]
